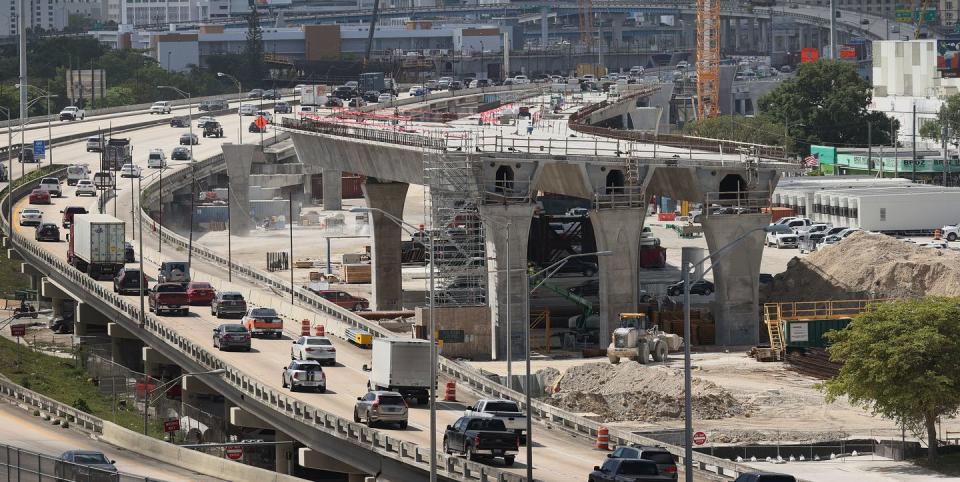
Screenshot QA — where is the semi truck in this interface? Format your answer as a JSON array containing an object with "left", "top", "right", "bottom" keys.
[
  {"left": 367, "top": 338, "right": 432, "bottom": 404},
  {"left": 67, "top": 214, "right": 126, "bottom": 280},
  {"left": 103, "top": 138, "right": 132, "bottom": 171}
]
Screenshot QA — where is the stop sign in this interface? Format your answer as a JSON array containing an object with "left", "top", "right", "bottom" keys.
[
  {"left": 693, "top": 431, "right": 707, "bottom": 446},
  {"left": 225, "top": 446, "right": 243, "bottom": 460}
]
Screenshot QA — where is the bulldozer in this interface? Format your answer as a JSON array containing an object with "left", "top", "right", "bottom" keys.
[{"left": 607, "top": 313, "right": 681, "bottom": 364}]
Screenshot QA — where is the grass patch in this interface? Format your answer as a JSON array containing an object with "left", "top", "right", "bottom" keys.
[
  {"left": 0, "top": 246, "right": 30, "bottom": 297},
  {"left": 915, "top": 452, "right": 960, "bottom": 476},
  {"left": 0, "top": 335, "right": 165, "bottom": 438}
]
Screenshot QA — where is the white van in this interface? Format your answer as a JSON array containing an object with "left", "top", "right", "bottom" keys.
[
  {"left": 147, "top": 149, "right": 167, "bottom": 169},
  {"left": 66, "top": 164, "right": 90, "bottom": 186},
  {"left": 85, "top": 136, "right": 104, "bottom": 152}
]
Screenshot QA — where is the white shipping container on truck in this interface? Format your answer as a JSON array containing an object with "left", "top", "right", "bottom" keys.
[
  {"left": 70, "top": 213, "right": 125, "bottom": 280},
  {"left": 811, "top": 187, "right": 960, "bottom": 232},
  {"left": 369, "top": 338, "right": 432, "bottom": 404},
  {"left": 301, "top": 85, "right": 327, "bottom": 106}
]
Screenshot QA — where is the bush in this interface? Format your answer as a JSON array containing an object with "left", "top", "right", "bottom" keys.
[{"left": 71, "top": 398, "right": 92, "bottom": 414}]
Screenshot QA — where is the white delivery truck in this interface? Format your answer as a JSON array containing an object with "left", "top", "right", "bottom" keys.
[
  {"left": 301, "top": 85, "right": 328, "bottom": 107},
  {"left": 368, "top": 338, "right": 432, "bottom": 404},
  {"left": 66, "top": 164, "right": 90, "bottom": 186},
  {"left": 68, "top": 214, "right": 126, "bottom": 280}
]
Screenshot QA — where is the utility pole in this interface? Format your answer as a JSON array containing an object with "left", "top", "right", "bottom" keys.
[
  {"left": 867, "top": 121, "right": 872, "bottom": 176},
  {"left": 829, "top": 0, "right": 836, "bottom": 59},
  {"left": 289, "top": 191, "right": 294, "bottom": 304},
  {"left": 912, "top": 104, "right": 917, "bottom": 181},
  {"left": 18, "top": 0, "right": 27, "bottom": 163},
  {"left": 941, "top": 105, "right": 950, "bottom": 186},
  {"left": 893, "top": 117, "right": 899, "bottom": 178}
]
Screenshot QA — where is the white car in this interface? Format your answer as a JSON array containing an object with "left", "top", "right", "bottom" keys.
[
  {"left": 408, "top": 85, "right": 426, "bottom": 96},
  {"left": 197, "top": 116, "right": 216, "bottom": 128},
  {"left": 377, "top": 93, "right": 395, "bottom": 104},
  {"left": 512, "top": 75, "right": 530, "bottom": 84},
  {"left": 239, "top": 104, "right": 257, "bottom": 116},
  {"left": 765, "top": 231, "right": 799, "bottom": 249},
  {"left": 942, "top": 223, "right": 960, "bottom": 242},
  {"left": 281, "top": 360, "right": 326, "bottom": 393},
  {"left": 149, "top": 101, "right": 172, "bottom": 114},
  {"left": 147, "top": 149, "right": 167, "bottom": 169},
  {"left": 75, "top": 179, "right": 97, "bottom": 196},
  {"left": 119, "top": 163, "right": 141, "bottom": 178},
  {"left": 39, "top": 177, "right": 62, "bottom": 197},
  {"left": 18, "top": 208, "right": 42, "bottom": 226},
  {"left": 255, "top": 111, "right": 273, "bottom": 123},
  {"left": 85, "top": 136, "right": 104, "bottom": 153},
  {"left": 59, "top": 106, "right": 85, "bottom": 121},
  {"left": 290, "top": 336, "right": 336, "bottom": 365},
  {"left": 677, "top": 61, "right": 690, "bottom": 70}
]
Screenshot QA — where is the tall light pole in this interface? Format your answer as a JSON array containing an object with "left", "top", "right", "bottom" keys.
[
  {"left": 157, "top": 85, "right": 195, "bottom": 269},
  {"left": 17, "top": 0, "right": 26, "bottom": 171},
  {"left": 17, "top": 84, "right": 57, "bottom": 167},
  {"left": 351, "top": 206, "right": 436, "bottom": 481},
  {"left": 226, "top": 174, "right": 232, "bottom": 282},
  {"left": 142, "top": 369, "right": 225, "bottom": 435},
  {"left": 138, "top": 175, "right": 145, "bottom": 328},
  {"left": 217, "top": 72, "right": 243, "bottom": 144},
  {"left": 678, "top": 223, "right": 791, "bottom": 482},
  {"left": 829, "top": 0, "right": 836, "bottom": 59},
  {"left": 0, "top": 107, "right": 11, "bottom": 237}
]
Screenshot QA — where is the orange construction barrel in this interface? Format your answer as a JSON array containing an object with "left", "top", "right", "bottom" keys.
[
  {"left": 595, "top": 427, "right": 610, "bottom": 450},
  {"left": 314, "top": 324, "right": 325, "bottom": 336},
  {"left": 935, "top": 229, "right": 942, "bottom": 240},
  {"left": 301, "top": 319, "right": 310, "bottom": 336},
  {"left": 444, "top": 381, "right": 456, "bottom": 401}
]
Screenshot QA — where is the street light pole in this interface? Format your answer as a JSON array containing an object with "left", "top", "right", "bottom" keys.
[
  {"left": 138, "top": 175, "right": 145, "bottom": 328},
  {"left": 157, "top": 85, "right": 195, "bottom": 269},
  {"left": 1, "top": 107, "right": 11, "bottom": 238},
  {"left": 217, "top": 72, "right": 243, "bottom": 144},
  {"left": 227, "top": 174, "right": 232, "bottom": 282}
]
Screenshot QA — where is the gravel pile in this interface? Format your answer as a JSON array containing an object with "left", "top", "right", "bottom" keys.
[
  {"left": 544, "top": 361, "right": 749, "bottom": 422},
  {"left": 763, "top": 231, "right": 960, "bottom": 302}
]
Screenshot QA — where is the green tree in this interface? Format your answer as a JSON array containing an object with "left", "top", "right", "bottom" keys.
[
  {"left": 244, "top": 5, "right": 265, "bottom": 86},
  {"left": 758, "top": 60, "right": 898, "bottom": 149},
  {"left": 917, "top": 94, "right": 960, "bottom": 148},
  {"left": 683, "top": 114, "right": 796, "bottom": 153},
  {"left": 822, "top": 297, "right": 960, "bottom": 464}
]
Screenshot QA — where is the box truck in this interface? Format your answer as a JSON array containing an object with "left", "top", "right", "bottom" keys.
[
  {"left": 368, "top": 338, "right": 432, "bottom": 404},
  {"left": 68, "top": 214, "right": 126, "bottom": 280},
  {"left": 301, "top": 85, "right": 328, "bottom": 106}
]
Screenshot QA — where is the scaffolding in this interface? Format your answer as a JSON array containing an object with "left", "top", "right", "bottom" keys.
[{"left": 424, "top": 152, "right": 488, "bottom": 306}]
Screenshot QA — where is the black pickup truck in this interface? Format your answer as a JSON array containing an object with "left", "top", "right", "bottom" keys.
[{"left": 442, "top": 417, "right": 518, "bottom": 466}]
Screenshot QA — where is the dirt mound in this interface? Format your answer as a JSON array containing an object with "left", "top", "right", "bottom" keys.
[
  {"left": 544, "top": 361, "right": 749, "bottom": 422},
  {"left": 763, "top": 231, "right": 960, "bottom": 302}
]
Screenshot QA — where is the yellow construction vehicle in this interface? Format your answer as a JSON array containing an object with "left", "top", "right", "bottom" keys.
[{"left": 606, "top": 313, "right": 682, "bottom": 364}]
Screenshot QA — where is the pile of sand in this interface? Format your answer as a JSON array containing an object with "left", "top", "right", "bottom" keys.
[
  {"left": 544, "top": 361, "right": 749, "bottom": 422},
  {"left": 763, "top": 231, "right": 960, "bottom": 302}
]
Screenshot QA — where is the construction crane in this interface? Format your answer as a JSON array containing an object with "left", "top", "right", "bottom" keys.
[
  {"left": 363, "top": 0, "right": 381, "bottom": 66},
  {"left": 695, "top": 0, "right": 721, "bottom": 119},
  {"left": 914, "top": 0, "right": 931, "bottom": 39},
  {"left": 578, "top": 0, "right": 595, "bottom": 48}
]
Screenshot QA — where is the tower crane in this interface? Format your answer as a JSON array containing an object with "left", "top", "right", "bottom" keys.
[
  {"left": 696, "top": 0, "right": 721, "bottom": 119},
  {"left": 579, "top": 0, "right": 595, "bottom": 48}
]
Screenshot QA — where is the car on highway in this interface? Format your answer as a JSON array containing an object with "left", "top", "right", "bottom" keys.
[
  {"left": 299, "top": 105, "right": 317, "bottom": 116},
  {"left": 157, "top": 260, "right": 190, "bottom": 284},
  {"left": 249, "top": 121, "right": 267, "bottom": 133},
  {"left": 124, "top": 242, "right": 135, "bottom": 263},
  {"left": 362, "top": 90, "right": 381, "bottom": 103},
  {"left": 186, "top": 281, "right": 216, "bottom": 305},
  {"left": 213, "top": 323, "right": 251, "bottom": 351},
  {"left": 18, "top": 208, "right": 42, "bottom": 226},
  {"left": 247, "top": 88, "right": 264, "bottom": 99},
  {"left": 149, "top": 282, "right": 190, "bottom": 315},
  {"left": 39, "top": 177, "right": 62, "bottom": 197},
  {"left": 263, "top": 89, "right": 280, "bottom": 100},
  {"left": 281, "top": 359, "right": 326, "bottom": 392},
  {"left": 113, "top": 267, "right": 148, "bottom": 295},
  {"left": 149, "top": 101, "right": 172, "bottom": 114},
  {"left": 348, "top": 97, "right": 366, "bottom": 108},
  {"left": 210, "top": 291, "right": 247, "bottom": 318},
  {"left": 607, "top": 445, "right": 678, "bottom": 480},
  {"left": 588, "top": 458, "right": 670, "bottom": 482},
  {"left": 147, "top": 149, "right": 167, "bottom": 169},
  {"left": 169, "top": 116, "right": 189, "bottom": 128},
  {"left": 290, "top": 336, "right": 336, "bottom": 364},
  {"left": 119, "top": 163, "right": 141, "bottom": 178},
  {"left": 353, "top": 390, "right": 408, "bottom": 428},
  {"left": 377, "top": 93, "right": 395, "bottom": 104},
  {"left": 86, "top": 135, "right": 105, "bottom": 152},
  {"left": 443, "top": 417, "right": 518, "bottom": 465},
  {"left": 274, "top": 101, "right": 292, "bottom": 114},
  {"left": 196, "top": 116, "right": 216, "bottom": 128},
  {"left": 34, "top": 222, "right": 59, "bottom": 242},
  {"left": 255, "top": 110, "right": 273, "bottom": 123},
  {"left": 239, "top": 104, "right": 258, "bottom": 116},
  {"left": 325, "top": 97, "right": 344, "bottom": 108},
  {"left": 243, "top": 307, "right": 283, "bottom": 338},
  {"left": 408, "top": 85, "right": 426, "bottom": 97},
  {"left": 179, "top": 132, "right": 199, "bottom": 145},
  {"left": 60, "top": 206, "right": 88, "bottom": 228},
  {"left": 58, "top": 105, "right": 85, "bottom": 121},
  {"left": 332, "top": 85, "right": 354, "bottom": 100},
  {"left": 666, "top": 279, "right": 714, "bottom": 297},
  {"left": 29, "top": 188, "right": 51, "bottom": 204},
  {"left": 75, "top": 179, "right": 97, "bottom": 196},
  {"left": 733, "top": 473, "right": 797, "bottom": 482},
  {"left": 202, "top": 121, "right": 224, "bottom": 138},
  {"left": 18, "top": 148, "right": 35, "bottom": 163},
  {"left": 312, "top": 290, "right": 368, "bottom": 311},
  {"left": 54, "top": 450, "right": 117, "bottom": 480},
  {"left": 171, "top": 146, "right": 191, "bottom": 161}
]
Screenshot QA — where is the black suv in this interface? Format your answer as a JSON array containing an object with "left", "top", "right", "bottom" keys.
[
  {"left": 608, "top": 445, "right": 678, "bottom": 480},
  {"left": 666, "top": 279, "right": 714, "bottom": 297},
  {"left": 114, "top": 267, "right": 148, "bottom": 295},
  {"left": 203, "top": 121, "right": 224, "bottom": 138},
  {"left": 169, "top": 116, "right": 190, "bottom": 127},
  {"left": 334, "top": 86, "right": 355, "bottom": 100},
  {"left": 34, "top": 222, "right": 59, "bottom": 242}
]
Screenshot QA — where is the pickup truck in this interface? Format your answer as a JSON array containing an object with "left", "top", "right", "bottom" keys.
[
  {"left": 59, "top": 106, "right": 85, "bottom": 121},
  {"left": 149, "top": 283, "right": 190, "bottom": 316},
  {"left": 243, "top": 307, "right": 283, "bottom": 338},
  {"left": 442, "top": 417, "right": 518, "bottom": 466},
  {"left": 464, "top": 400, "right": 527, "bottom": 441},
  {"left": 942, "top": 223, "right": 960, "bottom": 242},
  {"left": 39, "top": 178, "right": 62, "bottom": 197},
  {"left": 589, "top": 458, "right": 674, "bottom": 482}
]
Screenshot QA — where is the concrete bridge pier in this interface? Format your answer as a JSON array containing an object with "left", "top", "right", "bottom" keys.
[
  {"left": 322, "top": 169, "right": 342, "bottom": 211},
  {"left": 76, "top": 302, "right": 110, "bottom": 337},
  {"left": 298, "top": 449, "right": 367, "bottom": 481},
  {"left": 479, "top": 203, "right": 536, "bottom": 361},
  {"left": 222, "top": 143, "right": 260, "bottom": 235},
  {"left": 362, "top": 180, "right": 409, "bottom": 311},
  {"left": 107, "top": 322, "right": 143, "bottom": 369},
  {"left": 590, "top": 207, "right": 646, "bottom": 347},
  {"left": 701, "top": 213, "right": 769, "bottom": 346}
]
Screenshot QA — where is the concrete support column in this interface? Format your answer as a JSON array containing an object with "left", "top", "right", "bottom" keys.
[
  {"left": 611, "top": 14, "right": 627, "bottom": 49},
  {"left": 276, "top": 431, "right": 292, "bottom": 475},
  {"left": 540, "top": 6, "right": 549, "bottom": 47},
  {"left": 302, "top": 174, "right": 314, "bottom": 206},
  {"left": 733, "top": 18, "right": 741, "bottom": 51},
  {"left": 362, "top": 181, "right": 408, "bottom": 311},
  {"left": 798, "top": 25, "right": 807, "bottom": 49},
  {"left": 222, "top": 143, "right": 261, "bottom": 235},
  {"left": 298, "top": 448, "right": 365, "bottom": 476},
  {"left": 479, "top": 203, "right": 536, "bottom": 361},
  {"left": 590, "top": 207, "right": 646, "bottom": 348},
  {"left": 751, "top": 19, "right": 760, "bottom": 52},
  {"left": 322, "top": 169, "right": 342, "bottom": 211},
  {"left": 76, "top": 302, "right": 109, "bottom": 337},
  {"left": 721, "top": 18, "right": 731, "bottom": 52},
  {"left": 701, "top": 214, "right": 769, "bottom": 346}
]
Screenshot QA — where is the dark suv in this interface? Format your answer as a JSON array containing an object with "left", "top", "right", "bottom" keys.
[
  {"left": 34, "top": 222, "right": 60, "bottom": 242},
  {"left": 203, "top": 120, "right": 224, "bottom": 138},
  {"left": 608, "top": 445, "right": 678, "bottom": 480},
  {"left": 733, "top": 474, "right": 797, "bottom": 482},
  {"left": 114, "top": 267, "right": 148, "bottom": 295},
  {"left": 211, "top": 291, "right": 248, "bottom": 318}
]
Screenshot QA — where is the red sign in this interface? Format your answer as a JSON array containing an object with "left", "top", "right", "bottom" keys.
[
  {"left": 839, "top": 46, "right": 858, "bottom": 59},
  {"left": 800, "top": 47, "right": 820, "bottom": 63},
  {"left": 254, "top": 116, "right": 267, "bottom": 129},
  {"left": 225, "top": 446, "right": 243, "bottom": 460},
  {"left": 693, "top": 431, "right": 708, "bottom": 445},
  {"left": 163, "top": 419, "right": 181, "bottom": 433},
  {"left": 10, "top": 324, "right": 26, "bottom": 337}
]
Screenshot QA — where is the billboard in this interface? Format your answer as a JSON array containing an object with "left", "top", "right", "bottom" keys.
[
  {"left": 839, "top": 46, "right": 858, "bottom": 59},
  {"left": 800, "top": 48, "right": 819, "bottom": 63},
  {"left": 938, "top": 40, "right": 960, "bottom": 78}
]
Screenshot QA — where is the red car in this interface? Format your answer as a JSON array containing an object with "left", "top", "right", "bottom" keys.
[
  {"left": 186, "top": 281, "right": 216, "bottom": 305},
  {"left": 313, "top": 290, "right": 369, "bottom": 311},
  {"left": 29, "top": 189, "right": 51, "bottom": 204}
]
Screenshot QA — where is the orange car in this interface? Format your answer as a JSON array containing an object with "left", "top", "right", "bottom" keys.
[{"left": 242, "top": 307, "right": 283, "bottom": 338}]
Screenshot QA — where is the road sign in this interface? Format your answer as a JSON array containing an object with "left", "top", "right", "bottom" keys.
[
  {"left": 254, "top": 116, "right": 267, "bottom": 130},
  {"left": 32, "top": 140, "right": 45, "bottom": 159},
  {"left": 10, "top": 324, "right": 25, "bottom": 337},
  {"left": 163, "top": 418, "right": 181, "bottom": 433},
  {"left": 225, "top": 446, "right": 243, "bottom": 460},
  {"left": 693, "top": 431, "right": 707, "bottom": 445}
]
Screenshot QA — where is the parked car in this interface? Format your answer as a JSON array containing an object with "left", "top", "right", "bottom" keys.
[
  {"left": 247, "top": 89, "right": 264, "bottom": 99},
  {"left": 588, "top": 458, "right": 671, "bottom": 482},
  {"left": 733, "top": 473, "right": 797, "bottom": 482},
  {"left": 119, "top": 163, "right": 141, "bottom": 178},
  {"left": 443, "top": 417, "right": 518, "bottom": 465},
  {"left": 325, "top": 97, "right": 344, "bottom": 108},
  {"left": 75, "top": 179, "right": 97, "bottom": 196},
  {"left": 666, "top": 279, "right": 714, "bottom": 296},
  {"left": 547, "top": 257, "right": 598, "bottom": 277},
  {"left": 290, "top": 336, "right": 336, "bottom": 364},
  {"left": 354, "top": 390, "right": 408, "bottom": 428},
  {"left": 312, "top": 290, "right": 369, "bottom": 311},
  {"left": 29, "top": 188, "right": 51, "bottom": 204},
  {"left": 274, "top": 101, "right": 292, "bottom": 114},
  {"left": 179, "top": 132, "right": 199, "bottom": 145},
  {"left": 149, "top": 283, "right": 190, "bottom": 315},
  {"left": 202, "top": 121, "right": 224, "bottom": 138},
  {"left": 157, "top": 260, "right": 190, "bottom": 284},
  {"left": 114, "top": 267, "right": 148, "bottom": 295},
  {"left": 211, "top": 291, "right": 248, "bottom": 318},
  {"left": 239, "top": 104, "right": 258, "bottom": 116},
  {"left": 34, "top": 222, "right": 59, "bottom": 242},
  {"left": 149, "top": 101, "right": 172, "bottom": 114},
  {"left": 18, "top": 207, "right": 42, "bottom": 226},
  {"left": 86, "top": 135, "right": 105, "bottom": 152},
  {"left": 608, "top": 445, "right": 678, "bottom": 480},
  {"left": 765, "top": 230, "right": 799, "bottom": 249},
  {"left": 281, "top": 359, "right": 326, "bottom": 392},
  {"left": 171, "top": 146, "right": 191, "bottom": 161},
  {"left": 54, "top": 450, "right": 117, "bottom": 481},
  {"left": 186, "top": 281, "right": 215, "bottom": 305},
  {"left": 243, "top": 307, "right": 283, "bottom": 338},
  {"left": 213, "top": 324, "right": 251, "bottom": 351},
  {"left": 61, "top": 206, "right": 88, "bottom": 228},
  {"left": 59, "top": 106, "right": 85, "bottom": 121}
]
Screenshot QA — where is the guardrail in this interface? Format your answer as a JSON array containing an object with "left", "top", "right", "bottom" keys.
[{"left": 137, "top": 144, "right": 749, "bottom": 481}]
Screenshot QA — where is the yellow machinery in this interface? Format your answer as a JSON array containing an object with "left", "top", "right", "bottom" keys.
[
  {"left": 762, "top": 299, "right": 887, "bottom": 360},
  {"left": 607, "top": 313, "right": 681, "bottom": 364}
]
